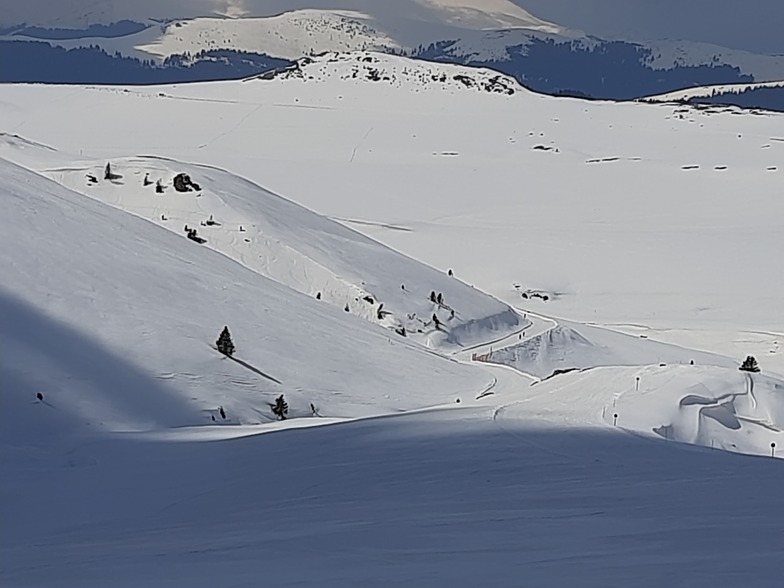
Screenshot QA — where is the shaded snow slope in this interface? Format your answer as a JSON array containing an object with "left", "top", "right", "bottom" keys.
[
  {"left": 4, "top": 403, "right": 784, "bottom": 587},
  {"left": 487, "top": 322, "right": 736, "bottom": 379},
  {"left": 0, "top": 157, "right": 492, "bottom": 443}
]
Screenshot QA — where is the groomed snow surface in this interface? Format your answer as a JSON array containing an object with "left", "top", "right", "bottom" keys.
[{"left": 2, "top": 53, "right": 784, "bottom": 586}]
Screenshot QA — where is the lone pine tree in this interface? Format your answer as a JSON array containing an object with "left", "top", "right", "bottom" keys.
[
  {"left": 739, "top": 355, "right": 760, "bottom": 373},
  {"left": 272, "top": 395, "right": 288, "bottom": 420},
  {"left": 216, "top": 326, "right": 235, "bottom": 357}
]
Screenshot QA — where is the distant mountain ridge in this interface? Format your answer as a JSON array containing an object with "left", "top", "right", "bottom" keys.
[{"left": 2, "top": 6, "right": 784, "bottom": 105}]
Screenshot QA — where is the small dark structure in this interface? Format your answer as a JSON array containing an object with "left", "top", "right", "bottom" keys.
[
  {"left": 155, "top": 179, "right": 165, "bottom": 194},
  {"left": 104, "top": 162, "right": 122, "bottom": 181},
  {"left": 36, "top": 392, "right": 44, "bottom": 402},
  {"left": 173, "top": 173, "right": 201, "bottom": 193}
]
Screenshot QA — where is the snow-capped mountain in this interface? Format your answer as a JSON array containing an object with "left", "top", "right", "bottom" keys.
[{"left": 3, "top": 3, "right": 784, "bottom": 101}]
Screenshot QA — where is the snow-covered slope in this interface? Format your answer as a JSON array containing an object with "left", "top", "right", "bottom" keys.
[
  {"left": 130, "top": 4, "right": 565, "bottom": 62},
  {"left": 486, "top": 322, "right": 736, "bottom": 379},
  {"left": 643, "top": 80, "right": 784, "bottom": 103},
  {"left": 504, "top": 363, "right": 784, "bottom": 458},
  {"left": 644, "top": 39, "right": 784, "bottom": 82},
  {"left": 0, "top": 0, "right": 564, "bottom": 33},
  {"left": 0, "top": 156, "right": 494, "bottom": 443},
  {"left": 34, "top": 154, "right": 521, "bottom": 349}
]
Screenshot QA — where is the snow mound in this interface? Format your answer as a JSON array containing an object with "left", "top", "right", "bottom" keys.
[
  {"left": 487, "top": 322, "right": 734, "bottom": 378},
  {"left": 617, "top": 365, "right": 784, "bottom": 456},
  {"left": 0, "top": 157, "right": 492, "bottom": 443},
  {"left": 257, "top": 51, "right": 521, "bottom": 95},
  {"left": 507, "top": 363, "right": 784, "bottom": 457},
  {"left": 34, "top": 154, "right": 520, "bottom": 350}
]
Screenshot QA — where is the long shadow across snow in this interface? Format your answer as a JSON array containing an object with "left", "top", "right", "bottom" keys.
[
  {"left": 3, "top": 405, "right": 784, "bottom": 588},
  {"left": 0, "top": 289, "right": 201, "bottom": 443}
]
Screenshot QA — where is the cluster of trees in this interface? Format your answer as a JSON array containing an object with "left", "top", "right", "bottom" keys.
[{"left": 739, "top": 355, "right": 760, "bottom": 373}]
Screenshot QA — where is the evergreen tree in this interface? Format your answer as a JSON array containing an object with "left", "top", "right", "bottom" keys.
[
  {"left": 739, "top": 355, "right": 760, "bottom": 373},
  {"left": 272, "top": 395, "right": 288, "bottom": 420},
  {"left": 215, "top": 326, "right": 235, "bottom": 356}
]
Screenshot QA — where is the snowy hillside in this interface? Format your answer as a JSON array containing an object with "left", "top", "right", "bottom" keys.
[
  {"left": 129, "top": 5, "right": 565, "bottom": 62},
  {"left": 36, "top": 154, "right": 521, "bottom": 349},
  {"left": 485, "top": 321, "right": 736, "bottom": 379},
  {"left": 0, "top": 156, "right": 494, "bottom": 441},
  {"left": 644, "top": 80, "right": 784, "bottom": 104}
]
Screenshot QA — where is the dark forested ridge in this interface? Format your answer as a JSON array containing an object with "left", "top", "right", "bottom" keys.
[
  {"left": 0, "top": 41, "right": 289, "bottom": 84},
  {"left": 9, "top": 20, "right": 149, "bottom": 40},
  {"left": 685, "top": 86, "right": 784, "bottom": 112},
  {"left": 411, "top": 37, "right": 753, "bottom": 101}
]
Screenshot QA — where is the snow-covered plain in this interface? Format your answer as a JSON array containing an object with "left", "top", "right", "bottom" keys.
[{"left": 2, "top": 53, "right": 784, "bottom": 586}]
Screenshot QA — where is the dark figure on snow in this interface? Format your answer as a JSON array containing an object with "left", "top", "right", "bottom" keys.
[
  {"left": 36, "top": 392, "right": 44, "bottom": 402},
  {"left": 432, "top": 313, "right": 441, "bottom": 329},
  {"left": 430, "top": 291, "right": 437, "bottom": 303},
  {"left": 219, "top": 406, "right": 226, "bottom": 419},
  {"left": 436, "top": 293, "right": 443, "bottom": 305},
  {"left": 448, "top": 269, "right": 453, "bottom": 277}
]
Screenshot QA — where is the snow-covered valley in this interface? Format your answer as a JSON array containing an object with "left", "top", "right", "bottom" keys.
[{"left": 2, "top": 53, "right": 783, "bottom": 586}]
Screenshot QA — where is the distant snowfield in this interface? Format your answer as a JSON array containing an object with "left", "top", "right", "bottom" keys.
[{"left": 2, "top": 53, "right": 784, "bottom": 586}]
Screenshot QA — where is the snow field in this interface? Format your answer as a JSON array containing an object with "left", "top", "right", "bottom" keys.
[{"left": 2, "top": 51, "right": 784, "bottom": 587}]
